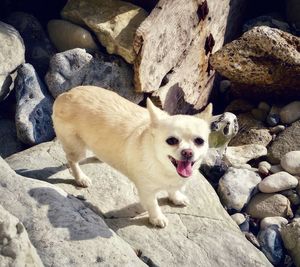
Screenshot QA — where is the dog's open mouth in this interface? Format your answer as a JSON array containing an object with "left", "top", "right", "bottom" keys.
[{"left": 168, "top": 156, "right": 195, "bottom": 178}]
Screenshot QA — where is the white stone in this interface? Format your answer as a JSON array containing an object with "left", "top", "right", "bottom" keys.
[
  {"left": 231, "top": 213, "right": 246, "bottom": 225},
  {"left": 258, "top": 171, "right": 299, "bottom": 193},
  {"left": 280, "top": 101, "right": 300, "bottom": 124},
  {"left": 260, "top": 216, "right": 288, "bottom": 230},
  {"left": 225, "top": 144, "right": 267, "bottom": 166},
  {"left": 269, "top": 125, "right": 285, "bottom": 134},
  {"left": 218, "top": 167, "right": 261, "bottom": 211},
  {"left": 281, "top": 151, "right": 300, "bottom": 175},
  {"left": 258, "top": 161, "right": 271, "bottom": 175}
]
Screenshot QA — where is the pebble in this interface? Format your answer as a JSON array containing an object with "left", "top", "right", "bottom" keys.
[
  {"left": 225, "top": 144, "right": 267, "bottom": 166},
  {"left": 258, "top": 161, "right": 271, "bottom": 175},
  {"left": 258, "top": 171, "right": 298, "bottom": 193},
  {"left": 251, "top": 108, "right": 268, "bottom": 121},
  {"left": 47, "top": 19, "right": 98, "bottom": 52},
  {"left": 260, "top": 217, "right": 289, "bottom": 230},
  {"left": 281, "top": 151, "right": 300, "bottom": 175},
  {"left": 266, "top": 113, "right": 280, "bottom": 127},
  {"left": 219, "top": 80, "right": 231, "bottom": 93},
  {"left": 218, "top": 167, "right": 261, "bottom": 212},
  {"left": 269, "top": 125, "right": 285, "bottom": 134},
  {"left": 14, "top": 63, "right": 55, "bottom": 145},
  {"left": 258, "top": 102, "right": 271, "bottom": 112},
  {"left": 231, "top": 213, "right": 246, "bottom": 225},
  {"left": 245, "top": 232, "right": 260, "bottom": 248},
  {"left": 246, "top": 193, "right": 293, "bottom": 219},
  {"left": 280, "top": 101, "right": 300, "bottom": 124},
  {"left": 270, "top": 164, "right": 284, "bottom": 174},
  {"left": 257, "top": 225, "right": 285, "bottom": 265}
]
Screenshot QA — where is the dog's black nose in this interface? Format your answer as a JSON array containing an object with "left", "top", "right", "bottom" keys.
[{"left": 181, "top": 149, "right": 193, "bottom": 159}]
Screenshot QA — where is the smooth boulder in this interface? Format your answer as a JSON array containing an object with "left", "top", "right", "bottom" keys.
[
  {"left": 0, "top": 21, "right": 25, "bottom": 101},
  {"left": 280, "top": 101, "right": 300, "bottom": 124},
  {"left": 5, "top": 140, "right": 272, "bottom": 266},
  {"left": 14, "top": 64, "right": 55, "bottom": 145}
]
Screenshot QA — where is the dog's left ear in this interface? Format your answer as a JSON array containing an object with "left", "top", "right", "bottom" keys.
[
  {"left": 194, "top": 103, "right": 213, "bottom": 121},
  {"left": 147, "top": 98, "right": 168, "bottom": 126}
]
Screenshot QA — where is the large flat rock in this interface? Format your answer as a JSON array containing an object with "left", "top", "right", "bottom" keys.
[
  {"left": 6, "top": 140, "right": 272, "bottom": 266},
  {"left": 0, "top": 156, "right": 145, "bottom": 266}
]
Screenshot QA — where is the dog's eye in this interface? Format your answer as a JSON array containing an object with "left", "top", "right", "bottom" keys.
[
  {"left": 194, "top": 137, "right": 204, "bottom": 146},
  {"left": 166, "top": 137, "right": 179, "bottom": 145}
]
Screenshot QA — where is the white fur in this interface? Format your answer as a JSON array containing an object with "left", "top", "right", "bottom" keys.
[{"left": 52, "top": 86, "right": 211, "bottom": 228}]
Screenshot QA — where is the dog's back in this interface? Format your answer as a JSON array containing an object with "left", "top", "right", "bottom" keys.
[{"left": 52, "top": 86, "right": 147, "bottom": 170}]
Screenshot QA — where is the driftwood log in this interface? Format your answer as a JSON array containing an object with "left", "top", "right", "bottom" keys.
[{"left": 133, "top": 0, "right": 246, "bottom": 114}]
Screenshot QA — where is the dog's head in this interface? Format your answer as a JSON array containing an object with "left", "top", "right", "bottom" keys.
[{"left": 147, "top": 99, "right": 211, "bottom": 179}]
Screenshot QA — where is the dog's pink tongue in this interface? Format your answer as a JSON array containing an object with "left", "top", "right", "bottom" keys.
[{"left": 177, "top": 161, "right": 193, "bottom": 177}]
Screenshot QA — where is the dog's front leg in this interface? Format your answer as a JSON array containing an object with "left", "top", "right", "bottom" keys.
[
  {"left": 138, "top": 190, "right": 168, "bottom": 228},
  {"left": 168, "top": 186, "right": 190, "bottom": 206}
]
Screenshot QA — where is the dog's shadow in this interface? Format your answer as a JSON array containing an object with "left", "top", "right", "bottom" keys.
[{"left": 17, "top": 160, "right": 177, "bottom": 231}]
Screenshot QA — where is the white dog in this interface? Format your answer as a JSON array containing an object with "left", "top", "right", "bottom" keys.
[{"left": 52, "top": 86, "right": 211, "bottom": 227}]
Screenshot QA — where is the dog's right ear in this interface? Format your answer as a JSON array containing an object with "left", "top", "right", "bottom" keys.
[
  {"left": 147, "top": 98, "right": 167, "bottom": 126},
  {"left": 194, "top": 103, "right": 213, "bottom": 121}
]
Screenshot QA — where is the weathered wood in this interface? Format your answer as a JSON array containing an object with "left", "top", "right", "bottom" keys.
[{"left": 134, "top": 0, "right": 246, "bottom": 114}]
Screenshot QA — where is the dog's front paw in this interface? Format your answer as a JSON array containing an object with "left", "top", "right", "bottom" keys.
[
  {"left": 75, "top": 175, "right": 92, "bottom": 188},
  {"left": 169, "top": 192, "right": 190, "bottom": 206},
  {"left": 149, "top": 214, "right": 168, "bottom": 228}
]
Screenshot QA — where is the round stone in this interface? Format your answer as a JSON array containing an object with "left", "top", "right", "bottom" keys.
[
  {"left": 246, "top": 193, "right": 293, "bottom": 219},
  {"left": 260, "top": 216, "right": 289, "bottom": 230},
  {"left": 219, "top": 80, "right": 231, "bottom": 93},
  {"left": 258, "top": 102, "right": 271, "bottom": 112},
  {"left": 281, "top": 151, "right": 300, "bottom": 175},
  {"left": 280, "top": 101, "right": 300, "bottom": 124},
  {"left": 251, "top": 108, "right": 268, "bottom": 121},
  {"left": 231, "top": 213, "right": 246, "bottom": 225},
  {"left": 270, "top": 164, "right": 283, "bottom": 174},
  {"left": 258, "top": 161, "right": 271, "bottom": 175},
  {"left": 258, "top": 171, "right": 298, "bottom": 193},
  {"left": 269, "top": 125, "right": 285, "bottom": 134},
  {"left": 47, "top": 19, "right": 98, "bottom": 52}
]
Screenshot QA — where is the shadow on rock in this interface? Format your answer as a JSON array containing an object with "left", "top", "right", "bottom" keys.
[{"left": 29, "top": 187, "right": 113, "bottom": 240}]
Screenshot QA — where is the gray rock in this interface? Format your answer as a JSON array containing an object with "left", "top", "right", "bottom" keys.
[
  {"left": 258, "top": 171, "right": 299, "bottom": 193},
  {"left": 5, "top": 140, "right": 272, "bottom": 266},
  {"left": 260, "top": 216, "right": 288, "bottom": 230},
  {"left": 225, "top": 144, "right": 267, "bottom": 166},
  {"left": 47, "top": 19, "right": 98, "bottom": 52},
  {"left": 281, "top": 151, "right": 300, "bottom": 175},
  {"left": 14, "top": 64, "right": 55, "bottom": 145},
  {"left": 219, "top": 80, "right": 231, "bottom": 93},
  {"left": 281, "top": 218, "right": 300, "bottom": 267},
  {"left": 257, "top": 225, "right": 285, "bottom": 265},
  {"left": 218, "top": 167, "right": 261, "bottom": 212},
  {"left": 0, "top": 204, "right": 44, "bottom": 267},
  {"left": 0, "top": 118, "right": 25, "bottom": 158},
  {"left": 229, "top": 113, "right": 272, "bottom": 147},
  {"left": 210, "top": 26, "right": 300, "bottom": 100},
  {"left": 251, "top": 108, "right": 268, "bottom": 122},
  {"left": 268, "top": 121, "right": 300, "bottom": 164},
  {"left": 280, "top": 101, "right": 300, "bottom": 124},
  {"left": 6, "top": 12, "right": 56, "bottom": 76},
  {"left": 266, "top": 113, "right": 280, "bottom": 127},
  {"left": 45, "top": 48, "right": 143, "bottom": 103},
  {"left": 269, "top": 125, "right": 285, "bottom": 134},
  {"left": 0, "top": 156, "right": 144, "bottom": 266},
  {"left": 246, "top": 193, "right": 293, "bottom": 219},
  {"left": 0, "top": 21, "right": 25, "bottom": 101},
  {"left": 258, "top": 102, "right": 271, "bottom": 112}
]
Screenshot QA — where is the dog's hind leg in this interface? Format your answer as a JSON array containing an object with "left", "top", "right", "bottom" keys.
[{"left": 56, "top": 128, "right": 92, "bottom": 187}]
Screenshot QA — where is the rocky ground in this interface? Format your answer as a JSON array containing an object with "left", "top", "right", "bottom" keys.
[{"left": 0, "top": 0, "right": 300, "bottom": 266}]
